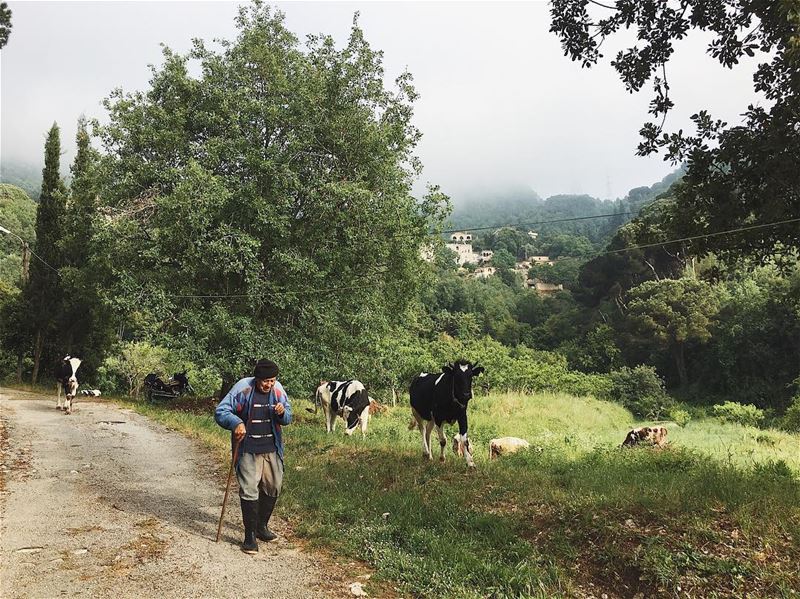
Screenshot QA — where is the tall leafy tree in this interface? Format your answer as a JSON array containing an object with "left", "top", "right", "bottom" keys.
[
  {"left": 625, "top": 278, "right": 720, "bottom": 388},
  {"left": 550, "top": 0, "right": 800, "bottom": 265},
  {"left": 94, "top": 3, "right": 447, "bottom": 387},
  {"left": 26, "top": 123, "right": 67, "bottom": 383}
]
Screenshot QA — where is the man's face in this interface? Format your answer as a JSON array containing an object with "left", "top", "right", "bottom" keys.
[{"left": 255, "top": 377, "right": 276, "bottom": 394}]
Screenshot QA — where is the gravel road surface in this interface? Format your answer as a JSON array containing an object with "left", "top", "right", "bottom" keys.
[{"left": 0, "top": 387, "right": 348, "bottom": 599}]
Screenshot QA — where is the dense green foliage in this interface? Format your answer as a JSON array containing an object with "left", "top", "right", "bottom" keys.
[
  {"left": 88, "top": 5, "right": 447, "bottom": 392},
  {"left": 712, "top": 401, "right": 766, "bottom": 428},
  {"left": 0, "top": 184, "right": 36, "bottom": 288},
  {"left": 607, "top": 365, "right": 672, "bottom": 420}
]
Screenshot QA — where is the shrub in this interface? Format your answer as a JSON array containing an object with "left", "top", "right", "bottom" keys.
[
  {"left": 712, "top": 401, "right": 765, "bottom": 427},
  {"left": 780, "top": 395, "right": 800, "bottom": 433},
  {"left": 99, "top": 341, "right": 221, "bottom": 398},
  {"left": 606, "top": 365, "right": 672, "bottom": 420},
  {"left": 669, "top": 407, "right": 691, "bottom": 427},
  {"left": 102, "top": 342, "right": 172, "bottom": 397}
]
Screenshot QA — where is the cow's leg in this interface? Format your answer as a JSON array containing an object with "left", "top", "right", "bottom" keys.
[
  {"left": 322, "top": 404, "right": 333, "bottom": 433},
  {"left": 410, "top": 408, "right": 429, "bottom": 458},
  {"left": 423, "top": 420, "right": 435, "bottom": 460},
  {"left": 435, "top": 424, "right": 447, "bottom": 462},
  {"left": 458, "top": 415, "right": 475, "bottom": 467},
  {"left": 56, "top": 382, "right": 63, "bottom": 410},
  {"left": 358, "top": 406, "right": 370, "bottom": 437}
]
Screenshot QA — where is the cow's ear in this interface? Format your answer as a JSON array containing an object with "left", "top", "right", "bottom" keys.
[
  {"left": 442, "top": 364, "right": 453, "bottom": 373},
  {"left": 472, "top": 366, "right": 485, "bottom": 376}
]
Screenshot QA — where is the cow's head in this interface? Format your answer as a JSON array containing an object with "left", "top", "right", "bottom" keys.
[{"left": 442, "top": 360, "right": 485, "bottom": 406}]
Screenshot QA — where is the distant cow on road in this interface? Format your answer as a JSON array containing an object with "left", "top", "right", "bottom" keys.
[
  {"left": 408, "top": 360, "right": 484, "bottom": 467},
  {"left": 315, "top": 379, "right": 372, "bottom": 435},
  {"left": 55, "top": 356, "right": 81, "bottom": 415}
]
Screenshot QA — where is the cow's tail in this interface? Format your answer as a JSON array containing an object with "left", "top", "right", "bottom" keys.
[{"left": 306, "top": 389, "right": 321, "bottom": 414}]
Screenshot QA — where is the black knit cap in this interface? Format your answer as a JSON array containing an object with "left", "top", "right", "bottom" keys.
[{"left": 253, "top": 358, "right": 279, "bottom": 380}]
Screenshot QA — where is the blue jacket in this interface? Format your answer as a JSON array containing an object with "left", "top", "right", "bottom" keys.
[{"left": 214, "top": 377, "right": 292, "bottom": 462}]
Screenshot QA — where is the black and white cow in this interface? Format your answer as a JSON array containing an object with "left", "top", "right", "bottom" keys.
[
  {"left": 408, "top": 360, "right": 485, "bottom": 467},
  {"left": 55, "top": 356, "right": 81, "bottom": 414},
  {"left": 315, "top": 379, "right": 372, "bottom": 436}
]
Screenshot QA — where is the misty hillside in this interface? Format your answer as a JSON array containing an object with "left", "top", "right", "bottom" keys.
[
  {"left": 447, "top": 168, "right": 684, "bottom": 243},
  {"left": 0, "top": 160, "right": 42, "bottom": 201}
]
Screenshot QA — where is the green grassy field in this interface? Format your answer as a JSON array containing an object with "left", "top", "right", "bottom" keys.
[{"left": 123, "top": 391, "right": 799, "bottom": 598}]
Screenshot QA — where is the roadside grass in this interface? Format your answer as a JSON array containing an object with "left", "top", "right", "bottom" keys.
[{"left": 101, "top": 391, "right": 800, "bottom": 597}]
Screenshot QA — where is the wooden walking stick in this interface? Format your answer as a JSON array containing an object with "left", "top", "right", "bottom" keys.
[{"left": 215, "top": 436, "right": 242, "bottom": 543}]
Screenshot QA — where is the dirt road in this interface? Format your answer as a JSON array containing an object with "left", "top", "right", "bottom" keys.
[{"left": 0, "top": 388, "right": 342, "bottom": 599}]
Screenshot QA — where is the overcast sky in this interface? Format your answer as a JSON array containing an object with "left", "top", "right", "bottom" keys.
[{"left": 1, "top": 1, "right": 763, "bottom": 202}]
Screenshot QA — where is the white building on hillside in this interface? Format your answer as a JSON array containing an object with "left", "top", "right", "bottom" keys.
[{"left": 445, "top": 231, "right": 481, "bottom": 266}]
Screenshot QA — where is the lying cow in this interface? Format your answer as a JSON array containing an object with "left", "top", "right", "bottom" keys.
[
  {"left": 621, "top": 426, "right": 668, "bottom": 448},
  {"left": 80, "top": 389, "right": 102, "bottom": 397},
  {"left": 488, "top": 437, "right": 530, "bottom": 460},
  {"left": 55, "top": 356, "right": 81, "bottom": 415},
  {"left": 409, "top": 360, "right": 484, "bottom": 467},
  {"left": 314, "top": 379, "right": 372, "bottom": 436}
]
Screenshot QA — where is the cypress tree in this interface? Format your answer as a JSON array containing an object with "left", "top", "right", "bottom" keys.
[
  {"left": 59, "top": 116, "right": 113, "bottom": 377},
  {"left": 26, "top": 122, "right": 66, "bottom": 383},
  {"left": 65, "top": 116, "right": 95, "bottom": 266}
]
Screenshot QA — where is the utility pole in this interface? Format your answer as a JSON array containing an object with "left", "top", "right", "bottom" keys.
[{"left": 21, "top": 241, "right": 30, "bottom": 283}]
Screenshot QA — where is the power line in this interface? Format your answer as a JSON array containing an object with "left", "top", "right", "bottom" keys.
[
  {"left": 142, "top": 217, "right": 799, "bottom": 301},
  {"left": 6, "top": 217, "right": 796, "bottom": 302},
  {"left": 439, "top": 212, "right": 635, "bottom": 235},
  {"left": 0, "top": 224, "right": 60, "bottom": 277},
  {"left": 598, "top": 217, "right": 800, "bottom": 257}
]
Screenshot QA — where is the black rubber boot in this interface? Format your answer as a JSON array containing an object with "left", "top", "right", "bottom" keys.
[
  {"left": 240, "top": 498, "right": 259, "bottom": 554},
  {"left": 256, "top": 491, "right": 278, "bottom": 541}
]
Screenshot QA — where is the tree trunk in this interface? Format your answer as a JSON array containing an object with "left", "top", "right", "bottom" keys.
[
  {"left": 219, "top": 373, "right": 235, "bottom": 400},
  {"left": 672, "top": 342, "right": 688, "bottom": 388},
  {"left": 16, "top": 354, "right": 23, "bottom": 383},
  {"left": 21, "top": 243, "right": 30, "bottom": 284},
  {"left": 31, "top": 328, "right": 44, "bottom": 385}
]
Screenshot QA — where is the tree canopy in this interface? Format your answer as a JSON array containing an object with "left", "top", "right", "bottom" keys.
[
  {"left": 93, "top": 4, "right": 447, "bottom": 386},
  {"left": 550, "top": 0, "right": 800, "bottom": 265}
]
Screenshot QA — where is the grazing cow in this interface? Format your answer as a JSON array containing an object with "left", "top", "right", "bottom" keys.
[
  {"left": 488, "top": 437, "right": 530, "bottom": 460},
  {"left": 314, "top": 380, "right": 372, "bottom": 436},
  {"left": 408, "top": 360, "right": 485, "bottom": 467},
  {"left": 621, "top": 426, "right": 668, "bottom": 448},
  {"left": 55, "top": 356, "right": 81, "bottom": 414}
]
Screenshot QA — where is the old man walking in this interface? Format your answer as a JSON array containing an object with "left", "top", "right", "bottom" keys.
[{"left": 215, "top": 358, "right": 292, "bottom": 553}]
